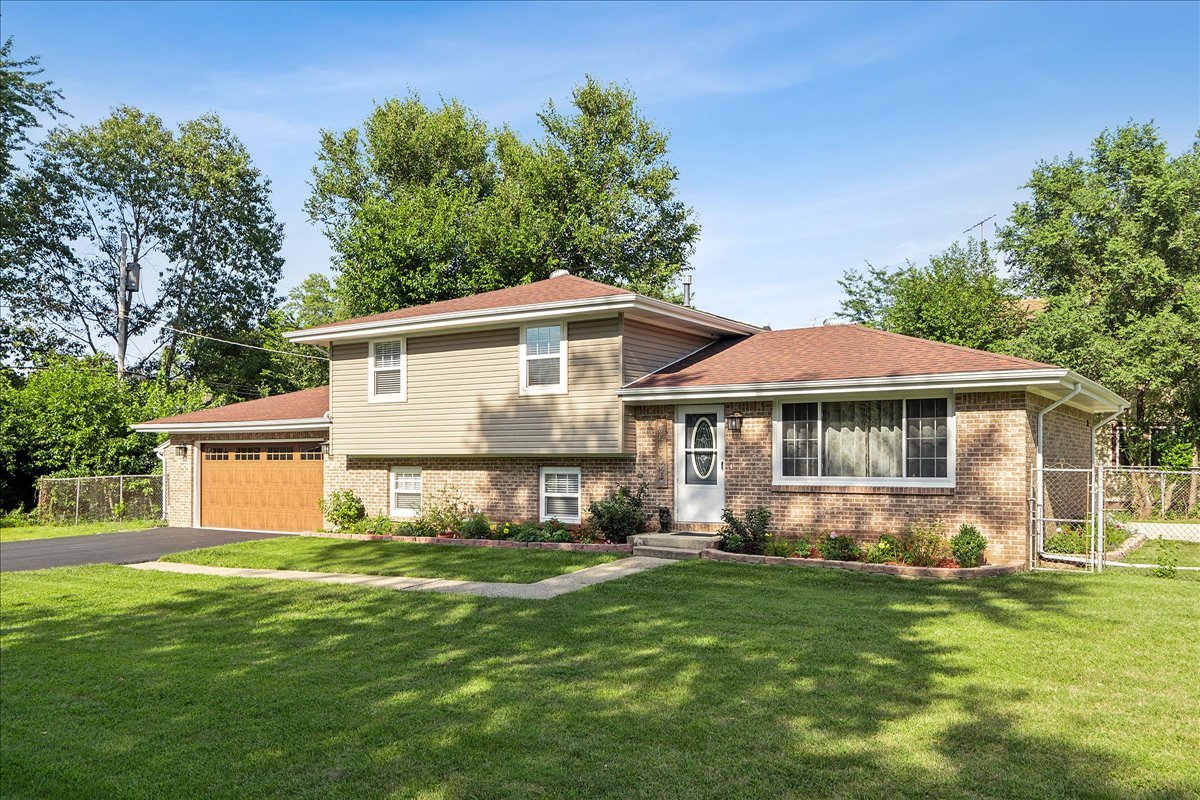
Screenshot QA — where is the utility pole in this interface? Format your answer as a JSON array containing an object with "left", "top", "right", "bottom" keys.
[{"left": 116, "top": 232, "right": 129, "bottom": 380}]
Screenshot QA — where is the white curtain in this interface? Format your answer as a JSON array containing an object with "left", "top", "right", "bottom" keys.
[{"left": 823, "top": 400, "right": 902, "bottom": 477}]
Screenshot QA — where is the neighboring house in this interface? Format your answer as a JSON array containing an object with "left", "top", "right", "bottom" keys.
[{"left": 133, "top": 273, "right": 1126, "bottom": 563}]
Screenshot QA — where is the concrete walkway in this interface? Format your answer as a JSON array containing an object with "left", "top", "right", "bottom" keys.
[{"left": 126, "top": 555, "right": 672, "bottom": 600}]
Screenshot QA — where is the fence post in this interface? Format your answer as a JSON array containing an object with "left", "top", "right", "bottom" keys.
[
  {"left": 1160, "top": 473, "right": 1167, "bottom": 518},
  {"left": 119, "top": 475, "right": 124, "bottom": 518},
  {"left": 73, "top": 478, "right": 80, "bottom": 525}
]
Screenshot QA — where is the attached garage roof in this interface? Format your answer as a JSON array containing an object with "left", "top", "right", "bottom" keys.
[
  {"left": 624, "top": 325, "right": 1055, "bottom": 389},
  {"left": 133, "top": 386, "right": 329, "bottom": 431}
]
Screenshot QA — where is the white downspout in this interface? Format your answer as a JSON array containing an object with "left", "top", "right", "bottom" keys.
[
  {"left": 153, "top": 441, "right": 170, "bottom": 522},
  {"left": 1036, "top": 383, "right": 1083, "bottom": 557}
]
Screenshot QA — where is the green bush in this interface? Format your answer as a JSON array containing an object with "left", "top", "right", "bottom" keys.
[
  {"left": 421, "top": 488, "right": 468, "bottom": 534},
  {"left": 0, "top": 507, "right": 39, "bottom": 528},
  {"left": 353, "top": 515, "right": 395, "bottom": 535},
  {"left": 864, "top": 535, "right": 900, "bottom": 564},
  {"left": 509, "top": 522, "right": 546, "bottom": 542},
  {"left": 717, "top": 506, "right": 772, "bottom": 554},
  {"left": 818, "top": 532, "right": 860, "bottom": 562},
  {"left": 587, "top": 485, "right": 648, "bottom": 543},
  {"left": 1150, "top": 536, "right": 1178, "bottom": 579},
  {"left": 950, "top": 524, "right": 988, "bottom": 567},
  {"left": 458, "top": 512, "right": 493, "bottom": 539},
  {"left": 763, "top": 536, "right": 794, "bottom": 557},
  {"left": 1043, "top": 527, "right": 1088, "bottom": 554},
  {"left": 319, "top": 490, "right": 365, "bottom": 531},
  {"left": 901, "top": 521, "right": 951, "bottom": 567},
  {"left": 1103, "top": 517, "right": 1130, "bottom": 550}
]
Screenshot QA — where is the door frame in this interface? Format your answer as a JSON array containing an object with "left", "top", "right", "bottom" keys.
[
  {"left": 674, "top": 404, "right": 725, "bottom": 524},
  {"left": 192, "top": 438, "right": 324, "bottom": 531}
]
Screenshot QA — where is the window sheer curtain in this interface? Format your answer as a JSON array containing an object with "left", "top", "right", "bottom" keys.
[{"left": 823, "top": 400, "right": 903, "bottom": 477}]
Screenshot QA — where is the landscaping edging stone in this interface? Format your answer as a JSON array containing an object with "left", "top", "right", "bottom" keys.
[
  {"left": 700, "top": 548, "right": 1024, "bottom": 579},
  {"left": 1106, "top": 533, "right": 1148, "bottom": 561},
  {"left": 302, "top": 531, "right": 633, "bottom": 553}
]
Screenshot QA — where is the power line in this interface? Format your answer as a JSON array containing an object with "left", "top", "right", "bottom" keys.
[{"left": 115, "top": 313, "right": 329, "bottom": 362}]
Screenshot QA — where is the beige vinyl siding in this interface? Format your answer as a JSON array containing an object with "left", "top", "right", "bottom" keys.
[
  {"left": 622, "top": 317, "right": 716, "bottom": 384},
  {"left": 330, "top": 317, "right": 624, "bottom": 455}
]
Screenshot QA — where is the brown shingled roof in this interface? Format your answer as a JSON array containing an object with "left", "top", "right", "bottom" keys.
[
  {"left": 137, "top": 386, "right": 329, "bottom": 426},
  {"left": 296, "top": 275, "right": 633, "bottom": 333},
  {"left": 625, "top": 325, "right": 1055, "bottom": 389}
]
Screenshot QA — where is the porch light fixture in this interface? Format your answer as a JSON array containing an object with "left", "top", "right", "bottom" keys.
[
  {"left": 726, "top": 411, "right": 743, "bottom": 433},
  {"left": 175, "top": 445, "right": 187, "bottom": 457}
]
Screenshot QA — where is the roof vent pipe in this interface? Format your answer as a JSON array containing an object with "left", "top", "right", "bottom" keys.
[
  {"left": 682, "top": 273, "right": 693, "bottom": 308},
  {"left": 549, "top": 268, "right": 571, "bottom": 279}
]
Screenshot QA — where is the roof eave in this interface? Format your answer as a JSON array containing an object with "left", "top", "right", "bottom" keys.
[
  {"left": 130, "top": 417, "right": 331, "bottom": 434},
  {"left": 284, "top": 295, "right": 760, "bottom": 345}
]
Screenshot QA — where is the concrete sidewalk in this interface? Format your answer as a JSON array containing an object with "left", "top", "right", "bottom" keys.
[{"left": 126, "top": 555, "right": 672, "bottom": 599}]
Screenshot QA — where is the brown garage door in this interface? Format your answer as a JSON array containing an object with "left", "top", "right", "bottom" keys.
[{"left": 200, "top": 443, "right": 324, "bottom": 532}]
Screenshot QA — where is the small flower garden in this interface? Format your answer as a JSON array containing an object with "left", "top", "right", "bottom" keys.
[
  {"left": 1042, "top": 515, "right": 1131, "bottom": 554},
  {"left": 314, "top": 485, "right": 649, "bottom": 551},
  {"left": 711, "top": 506, "right": 1017, "bottom": 578}
]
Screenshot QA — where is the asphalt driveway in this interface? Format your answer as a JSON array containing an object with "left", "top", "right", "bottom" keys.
[{"left": 0, "top": 527, "right": 285, "bottom": 572}]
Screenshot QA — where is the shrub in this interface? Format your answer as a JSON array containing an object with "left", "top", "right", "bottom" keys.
[
  {"left": 864, "top": 535, "right": 900, "bottom": 564},
  {"left": 587, "top": 485, "right": 648, "bottom": 543},
  {"left": 320, "top": 490, "right": 365, "bottom": 531},
  {"left": 458, "top": 512, "right": 493, "bottom": 540},
  {"left": 717, "top": 506, "right": 772, "bottom": 554},
  {"left": 950, "top": 524, "right": 988, "bottom": 567},
  {"left": 1150, "top": 537, "right": 1178, "bottom": 579},
  {"left": 901, "top": 521, "right": 951, "bottom": 567},
  {"left": 1102, "top": 516, "right": 1130, "bottom": 551},
  {"left": 763, "top": 535, "right": 794, "bottom": 557},
  {"left": 421, "top": 488, "right": 468, "bottom": 534},
  {"left": 508, "top": 522, "right": 546, "bottom": 542},
  {"left": 1043, "top": 526, "right": 1088, "bottom": 554},
  {"left": 0, "top": 507, "right": 39, "bottom": 528},
  {"left": 354, "top": 514, "right": 395, "bottom": 535},
  {"left": 111, "top": 501, "right": 127, "bottom": 520},
  {"left": 818, "top": 532, "right": 860, "bottom": 562}
]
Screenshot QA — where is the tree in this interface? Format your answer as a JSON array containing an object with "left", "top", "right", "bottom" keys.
[
  {"left": 308, "top": 77, "right": 698, "bottom": 316},
  {"left": 256, "top": 274, "right": 338, "bottom": 393},
  {"left": 838, "top": 239, "right": 1026, "bottom": 351},
  {"left": 14, "top": 107, "right": 283, "bottom": 382},
  {"left": 0, "top": 37, "right": 79, "bottom": 365},
  {"left": 0, "top": 355, "right": 210, "bottom": 508},
  {"left": 998, "top": 122, "right": 1200, "bottom": 463}
]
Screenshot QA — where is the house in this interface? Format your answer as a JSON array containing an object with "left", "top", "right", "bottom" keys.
[{"left": 133, "top": 272, "right": 1126, "bottom": 563}]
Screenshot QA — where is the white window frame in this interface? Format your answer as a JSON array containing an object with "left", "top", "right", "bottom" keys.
[
  {"left": 771, "top": 392, "right": 956, "bottom": 488},
  {"left": 539, "top": 466, "right": 581, "bottom": 523},
  {"left": 520, "top": 322, "right": 567, "bottom": 396},
  {"left": 389, "top": 466, "right": 422, "bottom": 519},
  {"left": 368, "top": 338, "right": 407, "bottom": 403}
]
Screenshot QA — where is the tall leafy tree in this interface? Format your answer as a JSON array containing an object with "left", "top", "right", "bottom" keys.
[
  {"left": 998, "top": 122, "right": 1200, "bottom": 462},
  {"left": 838, "top": 239, "right": 1026, "bottom": 351},
  {"left": 308, "top": 77, "right": 698, "bottom": 315},
  {"left": 256, "top": 273, "right": 339, "bottom": 393},
  {"left": 15, "top": 107, "right": 283, "bottom": 382}
]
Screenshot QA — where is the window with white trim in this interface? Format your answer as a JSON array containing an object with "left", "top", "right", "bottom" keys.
[
  {"left": 540, "top": 467, "right": 581, "bottom": 523},
  {"left": 369, "top": 339, "right": 406, "bottom": 401},
  {"left": 390, "top": 467, "right": 422, "bottom": 518},
  {"left": 521, "top": 324, "right": 566, "bottom": 394},
  {"left": 774, "top": 396, "right": 952, "bottom": 486}
]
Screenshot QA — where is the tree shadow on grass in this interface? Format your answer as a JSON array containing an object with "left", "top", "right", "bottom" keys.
[{"left": 0, "top": 562, "right": 1193, "bottom": 799}]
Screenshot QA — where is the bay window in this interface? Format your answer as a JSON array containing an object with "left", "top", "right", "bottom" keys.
[{"left": 774, "top": 396, "right": 952, "bottom": 486}]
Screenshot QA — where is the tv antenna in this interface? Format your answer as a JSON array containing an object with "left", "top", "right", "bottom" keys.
[{"left": 963, "top": 214, "right": 996, "bottom": 240}]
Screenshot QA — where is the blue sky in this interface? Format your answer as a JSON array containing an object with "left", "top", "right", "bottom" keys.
[{"left": 5, "top": 0, "right": 1198, "bottom": 330}]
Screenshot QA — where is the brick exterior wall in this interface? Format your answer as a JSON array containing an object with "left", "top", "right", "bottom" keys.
[{"left": 162, "top": 391, "right": 1096, "bottom": 566}]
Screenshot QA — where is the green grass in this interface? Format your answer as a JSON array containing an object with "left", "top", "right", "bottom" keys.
[
  {"left": 1119, "top": 538, "right": 1200, "bottom": 567},
  {"left": 0, "top": 519, "right": 161, "bottom": 543},
  {"left": 2, "top": 562, "right": 1197, "bottom": 799},
  {"left": 160, "top": 536, "right": 623, "bottom": 583}
]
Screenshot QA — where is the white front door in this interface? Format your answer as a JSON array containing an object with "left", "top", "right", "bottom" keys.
[{"left": 675, "top": 405, "right": 725, "bottom": 523}]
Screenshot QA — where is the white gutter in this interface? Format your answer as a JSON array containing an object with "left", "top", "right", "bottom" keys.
[
  {"left": 1034, "top": 383, "right": 1083, "bottom": 557},
  {"left": 131, "top": 417, "right": 331, "bottom": 434},
  {"left": 285, "top": 295, "right": 761, "bottom": 344},
  {"left": 153, "top": 441, "right": 170, "bottom": 521}
]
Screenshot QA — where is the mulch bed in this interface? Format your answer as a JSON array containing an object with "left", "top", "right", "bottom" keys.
[
  {"left": 301, "top": 531, "right": 632, "bottom": 553},
  {"left": 701, "top": 548, "right": 1024, "bottom": 579}
]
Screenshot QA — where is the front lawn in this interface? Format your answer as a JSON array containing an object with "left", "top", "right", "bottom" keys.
[
  {"left": 0, "top": 519, "right": 162, "bottom": 543},
  {"left": 160, "top": 536, "right": 623, "bottom": 583},
  {"left": 1119, "top": 538, "right": 1200, "bottom": 567},
  {"left": 2, "top": 562, "right": 1197, "bottom": 799}
]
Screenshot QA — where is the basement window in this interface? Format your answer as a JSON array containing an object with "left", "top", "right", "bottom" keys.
[
  {"left": 390, "top": 467, "right": 422, "bottom": 518},
  {"left": 540, "top": 467, "right": 581, "bottom": 523}
]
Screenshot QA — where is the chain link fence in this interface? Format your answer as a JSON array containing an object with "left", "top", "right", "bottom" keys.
[
  {"left": 1104, "top": 467, "right": 1200, "bottom": 543},
  {"left": 37, "top": 474, "right": 165, "bottom": 524}
]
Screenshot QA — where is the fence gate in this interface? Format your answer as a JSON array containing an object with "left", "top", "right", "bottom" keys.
[{"left": 1030, "top": 466, "right": 1103, "bottom": 572}]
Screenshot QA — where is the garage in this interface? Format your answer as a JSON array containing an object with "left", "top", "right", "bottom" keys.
[{"left": 199, "top": 442, "right": 324, "bottom": 532}]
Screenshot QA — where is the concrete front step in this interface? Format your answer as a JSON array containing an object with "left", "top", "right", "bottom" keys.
[
  {"left": 630, "top": 532, "right": 721, "bottom": 551},
  {"left": 631, "top": 545, "right": 702, "bottom": 561}
]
